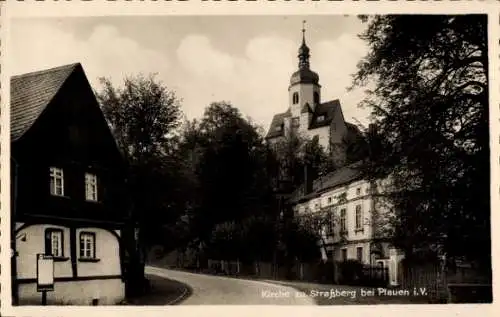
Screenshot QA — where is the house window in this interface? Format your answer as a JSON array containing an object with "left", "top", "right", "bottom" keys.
[
  {"left": 292, "top": 117, "right": 300, "bottom": 127},
  {"left": 79, "top": 232, "right": 96, "bottom": 259},
  {"left": 340, "top": 208, "right": 347, "bottom": 233},
  {"left": 85, "top": 173, "right": 98, "bottom": 201},
  {"left": 326, "top": 218, "right": 334, "bottom": 236},
  {"left": 327, "top": 197, "right": 332, "bottom": 204},
  {"left": 356, "top": 187, "right": 361, "bottom": 196},
  {"left": 313, "top": 92, "right": 320, "bottom": 104},
  {"left": 357, "top": 247, "right": 363, "bottom": 262},
  {"left": 275, "top": 125, "right": 282, "bottom": 132},
  {"left": 49, "top": 167, "right": 64, "bottom": 196},
  {"left": 317, "top": 115, "right": 325, "bottom": 122},
  {"left": 45, "top": 228, "right": 63, "bottom": 257},
  {"left": 292, "top": 92, "right": 299, "bottom": 104},
  {"left": 341, "top": 249, "right": 347, "bottom": 262},
  {"left": 355, "top": 205, "right": 363, "bottom": 230}
]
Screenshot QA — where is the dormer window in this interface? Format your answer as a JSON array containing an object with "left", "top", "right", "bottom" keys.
[
  {"left": 292, "top": 92, "right": 299, "bottom": 104},
  {"left": 317, "top": 115, "right": 325, "bottom": 122},
  {"left": 85, "top": 173, "right": 98, "bottom": 202},
  {"left": 49, "top": 167, "right": 64, "bottom": 196},
  {"left": 275, "top": 125, "right": 282, "bottom": 132}
]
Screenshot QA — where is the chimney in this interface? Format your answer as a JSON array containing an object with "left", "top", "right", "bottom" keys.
[{"left": 304, "top": 164, "right": 313, "bottom": 195}]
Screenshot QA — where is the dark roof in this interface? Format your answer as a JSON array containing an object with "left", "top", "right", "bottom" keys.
[
  {"left": 266, "top": 111, "right": 288, "bottom": 139},
  {"left": 265, "top": 99, "right": 341, "bottom": 139},
  {"left": 11, "top": 63, "right": 81, "bottom": 141},
  {"left": 290, "top": 162, "right": 364, "bottom": 204},
  {"left": 290, "top": 68, "right": 319, "bottom": 86},
  {"left": 309, "top": 99, "right": 340, "bottom": 129}
]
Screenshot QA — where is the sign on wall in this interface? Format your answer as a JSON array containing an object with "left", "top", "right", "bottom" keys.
[{"left": 36, "top": 254, "right": 54, "bottom": 292}]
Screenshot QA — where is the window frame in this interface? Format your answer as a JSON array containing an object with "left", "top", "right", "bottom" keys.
[
  {"left": 49, "top": 167, "right": 64, "bottom": 197},
  {"left": 45, "top": 228, "right": 64, "bottom": 258},
  {"left": 340, "top": 208, "right": 347, "bottom": 233},
  {"left": 341, "top": 248, "right": 348, "bottom": 262},
  {"left": 85, "top": 172, "right": 98, "bottom": 202},
  {"left": 79, "top": 231, "right": 97, "bottom": 261},
  {"left": 313, "top": 92, "right": 320, "bottom": 104},
  {"left": 356, "top": 247, "right": 363, "bottom": 262},
  {"left": 355, "top": 205, "right": 363, "bottom": 230},
  {"left": 292, "top": 92, "right": 299, "bottom": 104}
]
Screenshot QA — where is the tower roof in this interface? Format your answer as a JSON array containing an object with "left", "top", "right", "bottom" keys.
[{"left": 290, "top": 21, "right": 319, "bottom": 87}]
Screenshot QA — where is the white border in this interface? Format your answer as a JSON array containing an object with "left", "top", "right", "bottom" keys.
[{"left": 1, "top": 1, "right": 499, "bottom": 317}]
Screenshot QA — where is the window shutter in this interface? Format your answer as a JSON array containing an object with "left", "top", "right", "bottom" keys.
[{"left": 44, "top": 230, "right": 51, "bottom": 255}]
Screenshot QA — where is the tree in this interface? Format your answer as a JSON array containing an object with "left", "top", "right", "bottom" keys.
[
  {"left": 180, "top": 102, "right": 276, "bottom": 252},
  {"left": 351, "top": 15, "right": 489, "bottom": 268},
  {"left": 271, "top": 132, "right": 335, "bottom": 191},
  {"left": 96, "top": 74, "right": 187, "bottom": 294}
]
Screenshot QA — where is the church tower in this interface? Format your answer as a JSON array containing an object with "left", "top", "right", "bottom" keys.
[{"left": 289, "top": 21, "right": 321, "bottom": 126}]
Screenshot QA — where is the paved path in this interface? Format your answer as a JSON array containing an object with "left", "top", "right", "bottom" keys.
[{"left": 146, "top": 266, "right": 316, "bottom": 305}]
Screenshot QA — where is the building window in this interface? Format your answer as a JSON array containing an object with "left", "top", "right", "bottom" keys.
[
  {"left": 45, "top": 228, "right": 63, "bottom": 257},
  {"left": 275, "top": 125, "right": 282, "bottom": 132},
  {"left": 356, "top": 187, "right": 361, "bottom": 196},
  {"left": 326, "top": 218, "right": 334, "bottom": 236},
  {"left": 317, "top": 115, "right": 325, "bottom": 122},
  {"left": 355, "top": 205, "right": 363, "bottom": 230},
  {"left": 340, "top": 208, "right": 347, "bottom": 233},
  {"left": 314, "top": 92, "right": 319, "bottom": 104},
  {"left": 327, "top": 197, "right": 332, "bottom": 204},
  {"left": 85, "top": 173, "right": 98, "bottom": 201},
  {"left": 49, "top": 167, "right": 64, "bottom": 196},
  {"left": 341, "top": 249, "right": 347, "bottom": 262},
  {"left": 357, "top": 247, "right": 363, "bottom": 262},
  {"left": 292, "top": 92, "right": 299, "bottom": 104},
  {"left": 292, "top": 117, "right": 300, "bottom": 127},
  {"left": 79, "top": 232, "right": 96, "bottom": 259}
]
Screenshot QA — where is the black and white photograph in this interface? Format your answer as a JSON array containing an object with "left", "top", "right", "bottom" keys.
[{"left": 0, "top": 1, "right": 497, "bottom": 316}]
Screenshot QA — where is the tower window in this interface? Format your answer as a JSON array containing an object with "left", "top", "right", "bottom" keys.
[
  {"left": 292, "top": 92, "right": 299, "bottom": 104},
  {"left": 314, "top": 92, "right": 319, "bottom": 104}
]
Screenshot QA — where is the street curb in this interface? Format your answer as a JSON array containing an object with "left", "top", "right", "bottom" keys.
[{"left": 145, "top": 269, "right": 191, "bottom": 305}]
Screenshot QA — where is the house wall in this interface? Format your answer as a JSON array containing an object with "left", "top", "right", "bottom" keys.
[
  {"left": 18, "top": 279, "right": 124, "bottom": 305},
  {"left": 305, "top": 126, "right": 330, "bottom": 151},
  {"left": 15, "top": 223, "right": 124, "bottom": 304},
  {"left": 294, "top": 178, "right": 393, "bottom": 265}
]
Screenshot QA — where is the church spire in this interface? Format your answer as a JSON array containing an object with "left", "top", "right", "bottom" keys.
[{"left": 298, "top": 20, "right": 310, "bottom": 70}]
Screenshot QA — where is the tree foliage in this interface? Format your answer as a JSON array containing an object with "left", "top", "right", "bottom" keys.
[
  {"left": 352, "top": 15, "right": 489, "bottom": 265},
  {"left": 179, "top": 102, "right": 276, "bottom": 252},
  {"left": 96, "top": 74, "right": 187, "bottom": 247}
]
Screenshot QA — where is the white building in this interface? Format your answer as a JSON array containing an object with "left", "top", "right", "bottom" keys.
[{"left": 290, "top": 163, "right": 394, "bottom": 268}]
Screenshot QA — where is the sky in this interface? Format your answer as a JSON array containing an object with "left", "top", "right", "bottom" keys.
[{"left": 10, "top": 15, "right": 372, "bottom": 131}]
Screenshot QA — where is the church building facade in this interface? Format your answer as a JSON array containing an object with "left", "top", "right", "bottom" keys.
[{"left": 265, "top": 26, "right": 360, "bottom": 160}]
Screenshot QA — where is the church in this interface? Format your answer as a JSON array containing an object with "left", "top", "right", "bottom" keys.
[{"left": 265, "top": 25, "right": 362, "bottom": 161}]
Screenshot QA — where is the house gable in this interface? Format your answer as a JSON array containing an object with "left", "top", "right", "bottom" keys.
[{"left": 11, "top": 64, "right": 127, "bottom": 225}]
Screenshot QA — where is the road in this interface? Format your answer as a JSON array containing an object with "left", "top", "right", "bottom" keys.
[{"left": 146, "top": 266, "right": 316, "bottom": 305}]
